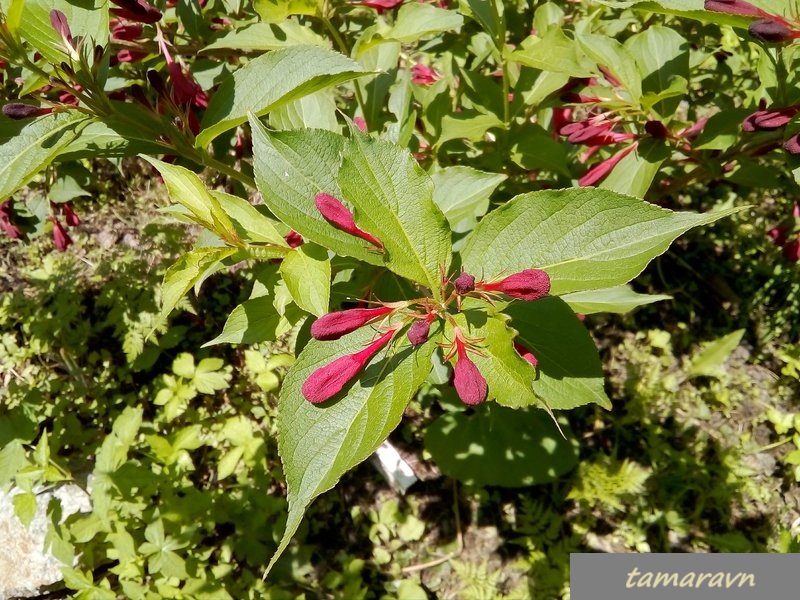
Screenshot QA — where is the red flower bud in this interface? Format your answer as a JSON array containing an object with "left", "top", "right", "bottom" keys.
[
  {"left": 742, "top": 108, "right": 796, "bottom": 132},
  {"left": 351, "top": 0, "right": 404, "bottom": 12},
  {"left": 407, "top": 318, "right": 432, "bottom": 347},
  {"left": 50, "top": 10, "right": 73, "bottom": 47},
  {"left": 453, "top": 272, "right": 475, "bottom": 294},
  {"left": 784, "top": 239, "right": 800, "bottom": 262},
  {"left": 784, "top": 134, "right": 800, "bottom": 155},
  {"left": 411, "top": 64, "right": 440, "bottom": 85},
  {"left": 452, "top": 337, "right": 487, "bottom": 406},
  {"left": 285, "top": 230, "right": 304, "bottom": 248},
  {"left": 311, "top": 306, "right": 394, "bottom": 341},
  {"left": 2, "top": 103, "right": 53, "bottom": 120},
  {"left": 52, "top": 217, "right": 72, "bottom": 251},
  {"left": 579, "top": 143, "right": 637, "bottom": 186},
  {"left": 314, "top": 193, "right": 383, "bottom": 249},
  {"left": 749, "top": 19, "right": 797, "bottom": 43},
  {"left": 302, "top": 328, "right": 398, "bottom": 403},
  {"left": 353, "top": 116, "right": 368, "bottom": 132},
  {"left": 113, "top": 49, "right": 148, "bottom": 64},
  {"left": 644, "top": 120, "right": 670, "bottom": 139},
  {"left": 513, "top": 341, "right": 538, "bottom": 368},
  {"left": 111, "top": 20, "right": 144, "bottom": 41},
  {"left": 704, "top": 0, "right": 771, "bottom": 18},
  {"left": 62, "top": 202, "right": 80, "bottom": 227},
  {"left": 110, "top": 0, "right": 162, "bottom": 23},
  {"left": 0, "top": 200, "right": 22, "bottom": 239},
  {"left": 480, "top": 269, "right": 551, "bottom": 301}
]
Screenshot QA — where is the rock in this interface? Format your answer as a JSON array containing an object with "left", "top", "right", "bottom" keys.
[{"left": 0, "top": 485, "right": 91, "bottom": 600}]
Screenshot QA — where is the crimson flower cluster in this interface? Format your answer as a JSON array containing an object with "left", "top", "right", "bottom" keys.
[{"left": 300, "top": 194, "right": 550, "bottom": 406}]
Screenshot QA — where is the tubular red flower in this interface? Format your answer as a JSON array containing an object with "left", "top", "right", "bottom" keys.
[
  {"left": 50, "top": 10, "right": 73, "bottom": 47},
  {"left": 62, "top": 202, "right": 80, "bottom": 227},
  {"left": 111, "top": 20, "right": 143, "bottom": 41},
  {"left": 579, "top": 143, "right": 638, "bottom": 187},
  {"left": 110, "top": 0, "right": 162, "bottom": 23},
  {"left": 704, "top": 0, "right": 774, "bottom": 19},
  {"left": 742, "top": 108, "right": 796, "bottom": 132},
  {"left": 311, "top": 306, "right": 394, "bottom": 341},
  {"left": 0, "top": 200, "right": 22, "bottom": 239},
  {"left": 411, "top": 64, "right": 440, "bottom": 85},
  {"left": 513, "top": 341, "right": 538, "bottom": 368},
  {"left": 302, "top": 328, "right": 398, "bottom": 403},
  {"left": 480, "top": 269, "right": 551, "bottom": 301},
  {"left": 453, "top": 272, "right": 476, "bottom": 295},
  {"left": 351, "top": 0, "right": 404, "bottom": 12},
  {"left": 314, "top": 193, "right": 383, "bottom": 248},
  {"left": 560, "top": 119, "right": 635, "bottom": 146},
  {"left": 784, "top": 134, "right": 800, "bottom": 155},
  {"left": 749, "top": 19, "right": 797, "bottom": 43},
  {"left": 2, "top": 103, "right": 53, "bottom": 120},
  {"left": 452, "top": 337, "right": 487, "bottom": 406},
  {"left": 52, "top": 217, "right": 72, "bottom": 251}
]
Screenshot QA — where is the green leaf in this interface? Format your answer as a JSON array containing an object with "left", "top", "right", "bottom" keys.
[
  {"left": 197, "top": 46, "right": 370, "bottom": 147},
  {"left": 460, "top": 0, "right": 500, "bottom": 39},
  {"left": 625, "top": 26, "right": 689, "bottom": 119},
  {"left": 688, "top": 329, "right": 745, "bottom": 379},
  {"left": 269, "top": 89, "right": 339, "bottom": 132},
  {"left": 430, "top": 166, "right": 506, "bottom": 232},
  {"left": 450, "top": 307, "right": 542, "bottom": 409},
  {"left": 209, "top": 190, "right": 287, "bottom": 246},
  {"left": 576, "top": 33, "right": 642, "bottom": 101},
  {"left": 0, "top": 440, "right": 29, "bottom": 488},
  {"left": 280, "top": 243, "right": 331, "bottom": 317},
  {"left": 202, "top": 22, "right": 328, "bottom": 52},
  {"left": 159, "top": 247, "right": 238, "bottom": 323},
  {"left": 509, "top": 124, "right": 570, "bottom": 176},
  {"left": 266, "top": 325, "right": 437, "bottom": 575},
  {"left": 624, "top": 0, "right": 753, "bottom": 27},
  {"left": 95, "top": 407, "right": 143, "bottom": 473},
  {"left": 505, "top": 297, "right": 611, "bottom": 410},
  {"left": 387, "top": 3, "right": 463, "bottom": 42},
  {"left": 337, "top": 130, "right": 452, "bottom": 297},
  {"left": 560, "top": 285, "right": 671, "bottom": 314},
  {"left": 204, "top": 296, "right": 302, "bottom": 346},
  {"left": 424, "top": 404, "right": 578, "bottom": 487},
  {"left": 13, "top": 491, "right": 37, "bottom": 528},
  {"left": 142, "top": 157, "right": 237, "bottom": 243},
  {"left": 436, "top": 111, "right": 504, "bottom": 148},
  {"left": 508, "top": 28, "right": 593, "bottom": 76},
  {"left": 0, "top": 111, "right": 87, "bottom": 199},
  {"left": 254, "top": 0, "right": 320, "bottom": 22},
  {"left": 599, "top": 139, "right": 668, "bottom": 197},
  {"left": 17, "top": 0, "right": 109, "bottom": 64},
  {"left": 250, "top": 122, "right": 385, "bottom": 269},
  {"left": 460, "top": 187, "right": 742, "bottom": 295}
]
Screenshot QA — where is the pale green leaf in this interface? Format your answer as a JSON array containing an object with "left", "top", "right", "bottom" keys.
[
  {"left": 197, "top": 46, "right": 370, "bottom": 147},
  {"left": 460, "top": 188, "right": 742, "bottom": 295},
  {"left": 431, "top": 166, "right": 506, "bottom": 232},
  {"left": 688, "top": 329, "right": 745, "bottom": 378},
  {"left": 13, "top": 492, "right": 37, "bottom": 528},
  {"left": 0, "top": 111, "right": 87, "bottom": 199},
  {"left": 209, "top": 190, "right": 288, "bottom": 246},
  {"left": 561, "top": 285, "right": 671, "bottom": 314},
  {"left": 387, "top": 3, "right": 463, "bottom": 42},
  {"left": 279, "top": 243, "right": 331, "bottom": 317},
  {"left": 202, "top": 22, "right": 328, "bottom": 52},
  {"left": 269, "top": 88, "right": 339, "bottom": 132}
]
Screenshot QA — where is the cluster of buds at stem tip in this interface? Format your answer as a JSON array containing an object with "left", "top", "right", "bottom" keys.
[
  {"left": 314, "top": 193, "right": 383, "bottom": 249},
  {"left": 302, "top": 326, "right": 400, "bottom": 404}
]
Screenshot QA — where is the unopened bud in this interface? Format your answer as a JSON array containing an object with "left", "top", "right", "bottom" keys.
[
  {"left": 2, "top": 103, "right": 53, "bottom": 119},
  {"left": 311, "top": 306, "right": 394, "bottom": 341},
  {"left": 314, "top": 193, "right": 383, "bottom": 249},
  {"left": 407, "top": 319, "right": 431, "bottom": 347},
  {"left": 749, "top": 19, "right": 795, "bottom": 43},
  {"left": 453, "top": 272, "right": 475, "bottom": 294},
  {"left": 480, "top": 269, "right": 551, "bottom": 301}
]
